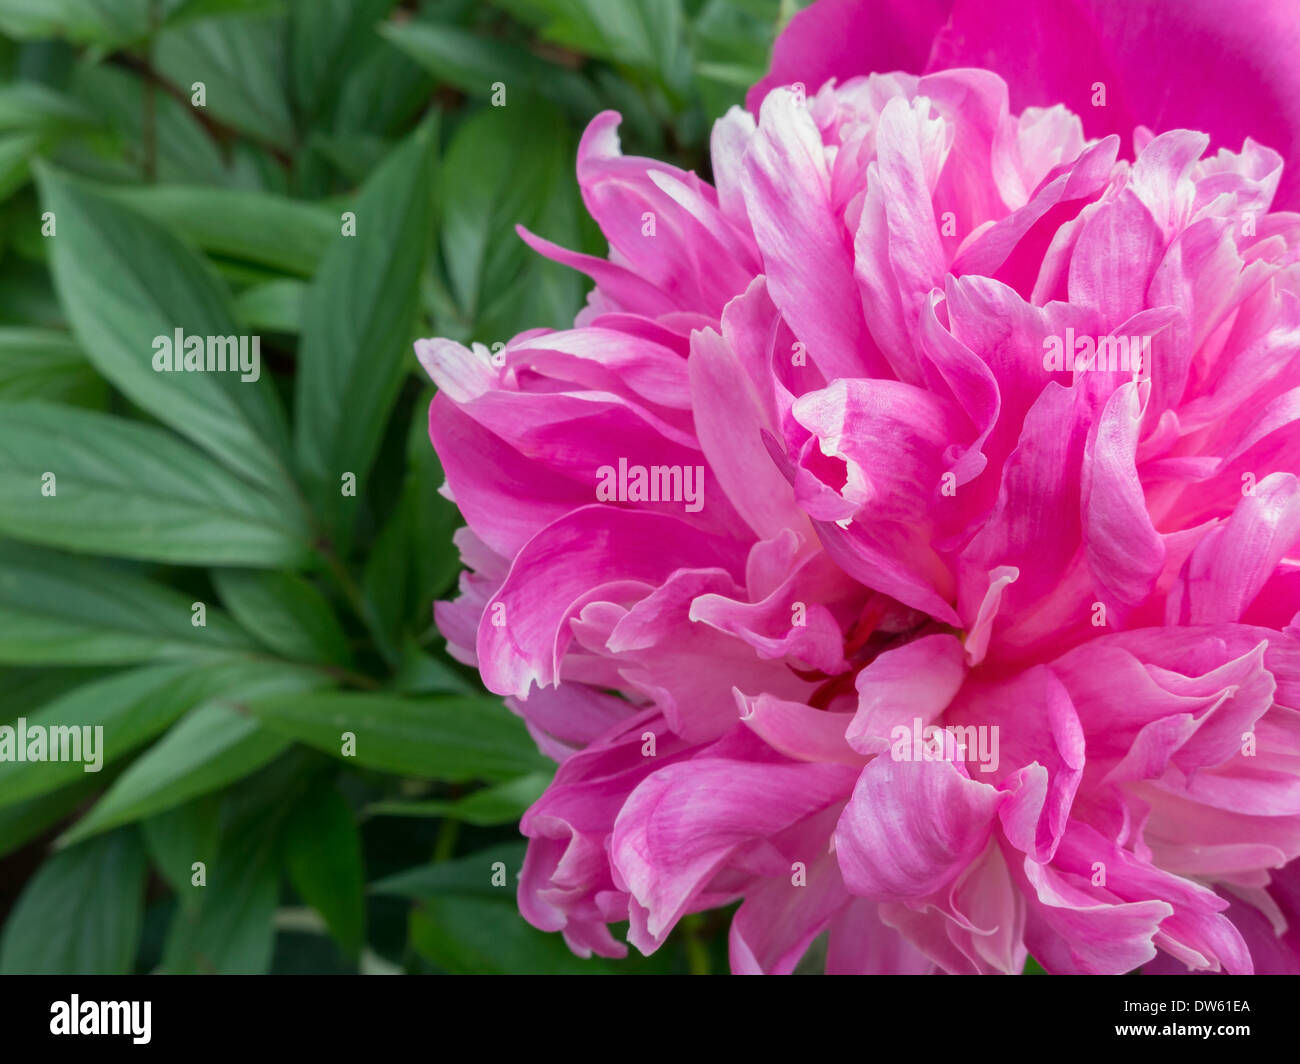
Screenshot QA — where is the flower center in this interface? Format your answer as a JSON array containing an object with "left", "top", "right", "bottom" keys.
[{"left": 792, "top": 592, "right": 958, "bottom": 710}]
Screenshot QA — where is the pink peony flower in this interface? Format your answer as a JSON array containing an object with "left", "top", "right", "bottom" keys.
[{"left": 417, "top": 29, "right": 1300, "bottom": 972}]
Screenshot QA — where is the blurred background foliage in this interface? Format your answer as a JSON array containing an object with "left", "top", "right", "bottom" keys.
[{"left": 0, "top": 0, "right": 802, "bottom": 974}]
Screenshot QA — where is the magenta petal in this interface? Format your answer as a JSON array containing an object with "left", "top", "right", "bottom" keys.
[
  {"left": 930, "top": 0, "right": 1300, "bottom": 210},
  {"left": 747, "top": 0, "right": 954, "bottom": 114},
  {"left": 826, "top": 898, "right": 937, "bottom": 974},
  {"left": 1017, "top": 857, "right": 1173, "bottom": 975},
  {"left": 611, "top": 756, "right": 858, "bottom": 951},
  {"left": 845, "top": 633, "right": 966, "bottom": 753},
  {"left": 743, "top": 88, "right": 884, "bottom": 381},
  {"left": 689, "top": 279, "right": 811, "bottom": 540},
  {"left": 1082, "top": 383, "right": 1166, "bottom": 610},
  {"left": 1172, "top": 473, "right": 1300, "bottom": 625},
  {"left": 835, "top": 755, "right": 1002, "bottom": 899},
  {"left": 477, "top": 507, "right": 743, "bottom": 698},
  {"left": 738, "top": 691, "right": 864, "bottom": 766},
  {"left": 1067, "top": 190, "right": 1164, "bottom": 325},
  {"left": 729, "top": 846, "right": 849, "bottom": 974}
]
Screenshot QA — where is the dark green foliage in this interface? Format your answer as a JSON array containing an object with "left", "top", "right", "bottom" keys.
[{"left": 0, "top": 0, "right": 788, "bottom": 974}]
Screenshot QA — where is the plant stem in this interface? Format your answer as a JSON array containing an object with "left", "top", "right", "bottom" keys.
[
  {"left": 315, "top": 538, "right": 398, "bottom": 669},
  {"left": 682, "top": 914, "right": 712, "bottom": 976},
  {"left": 141, "top": 0, "right": 159, "bottom": 181},
  {"left": 433, "top": 818, "right": 459, "bottom": 863}
]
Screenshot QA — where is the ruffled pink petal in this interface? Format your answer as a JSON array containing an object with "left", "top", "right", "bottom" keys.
[
  {"left": 743, "top": 88, "right": 886, "bottom": 381},
  {"left": 611, "top": 751, "right": 859, "bottom": 952},
  {"left": 835, "top": 754, "right": 1003, "bottom": 899},
  {"left": 477, "top": 507, "right": 744, "bottom": 697},
  {"left": 929, "top": 0, "right": 1300, "bottom": 210}
]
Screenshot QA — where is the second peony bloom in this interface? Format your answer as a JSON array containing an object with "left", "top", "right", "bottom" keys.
[{"left": 418, "top": 67, "right": 1300, "bottom": 974}]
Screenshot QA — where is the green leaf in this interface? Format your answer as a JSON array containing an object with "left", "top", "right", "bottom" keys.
[
  {"left": 0, "top": 829, "right": 148, "bottom": 974},
  {"left": 367, "top": 771, "right": 548, "bottom": 825},
  {"left": 362, "top": 410, "right": 462, "bottom": 656},
  {"left": 0, "top": 0, "right": 152, "bottom": 47},
  {"left": 330, "top": 32, "right": 432, "bottom": 139},
  {"left": 288, "top": 0, "right": 396, "bottom": 123},
  {"left": 692, "top": 0, "right": 778, "bottom": 117},
  {"left": 405, "top": 401, "right": 464, "bottom": 597},
  {"left": 0, "top": 775, "right": 101, "bottom": 859},
  {"left": 692, "top": 0, "right": 780, "bottom": 68},
  {"left": 245, "top": 691, "right": 548, "bottom": 781},
  {"left": 369, "top": 840, "right": 525, "bottom": 898},
  {"left": 284, "top": 783, "right": 364, "bottom": 955},
  {"left": 0, "top": 541, "right": 252, "bottom": 665},
  {"left": 0, "top": 130, "right": 40, "bottom": 201},
  {"left": 410, "top": 896, "right": 624, "bottom": 974},
  {"left": 0, "top": 401, "right": 310, "bottom": 566},
  {"left": 234, "top": 278, "right": 304, "bottom": 333},
  {"left": 392, "top": 643, "right": 476, "bottom": 696},
  {"left": 0, "top": 659, "right": 313, "bottom": 807},
  {"left": 59, "top": 711, "right": 283, "bottom": 844},
  {"left": 0, "top": 256, "right": 61, "bottom": 329},
  {"left": 159, "top": 792, "right": 284, "bottom": 974},
  {"left": 60, "top": 663, "right": 320, "bottom": 843},
  {"left": 153, "top": 10, "right": 294, "bottom": 147},
  {"left": 491, "top": 0, "right": 690, "bottom": 95},
  {"left": 0, "top": 82, "right": 98, "bottom": 135},
  {"left": 163, "top": 0, "right": 286, "bottom": 28},
  {"left": 212, "top": 568, "right": 352, "bottom": 666},
  {"left": 293, "top": 121, "right": 434, "bottom": 543},
  {"left": 227, "top": 139, "right": 291, "bottom": 193},
  {"left": 358, "top": 502, "right": 413, "bottom": 663},
  {"left": 141, "top": 793, "right": 221, "bottom": 897},
  {"left": 439, "top": 98, "right": 582, "bottom": 333},
  {"left": 36, "top": 168, "right": 297, "bottom": 497},
  {"left": 0, "top": 665, "right": 109, "bottom": 722},
  {"left": 379, "top": 21, "right": 602, "bottom": 117},
  {"left": 304, "top": 130, "right": 391, "bottom": 184},
  {"left": 0, "top": 666, "right": 192, "bottom": 807},
  {"left": 67, "top": 63, "right": 229, "bottom": 186},
  {"left": 95, "top": 185, "right": 335, "bottom": 276},
  {"left": 0, "top": 327, "right": 106, "bottom": 406}
]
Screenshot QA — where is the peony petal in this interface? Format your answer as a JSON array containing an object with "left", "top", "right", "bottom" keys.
[
  {"left": 929, "top": 0, "right": 1300, "bottom": 209},
  {"left": 1082, "top": 383, "right": 1166, "bottom": 611},
  {"left": 835, "top": 755, "right": 1003, "bottom": 899},
  {"left": 477, "top": 507, "right": 744, "bottom": 697},
  {"left": 845, "top": 633, "right": 966, "bottom": 753},
  {"left": 746, "top": 0, "right": 954, "bottom": 114},
  {"left": 611, "top": 753, "right": 858, "bottom": 951},
  {"left": 1171, "top": 473, "right": 1300, "bottom": 625},
  {"left": 737, "top": 691, "right": 865, "bottom": 765},
  {"left": 688, "top": 279, "right": 813, "bottom": 540},
  {"left": 743, "top": 88, "right": 886, "bottom": 380}
]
